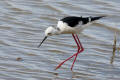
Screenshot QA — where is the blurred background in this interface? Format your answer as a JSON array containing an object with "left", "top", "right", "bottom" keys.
[{"left": 0, "top": 0, "right": 120, "bottom": 80}]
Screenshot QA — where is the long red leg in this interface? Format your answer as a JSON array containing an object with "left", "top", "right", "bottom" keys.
[
  {"left": 72, "top": 34, "right": 80, "bottom": 48},
  {"left": 55, "top": 34, "right": 80, "bottom": 70},
  {"left": 71, "top": 34, "right": 84, "bottom": 70},
  {"left": 55, "top": 34, "right": 84, "bottom": 70},
  {"left": 55, "top": 52, "right": 78, "bottom": 70},
  {"left": 76, "top": 34, "right": 83, "bottom": 49}
]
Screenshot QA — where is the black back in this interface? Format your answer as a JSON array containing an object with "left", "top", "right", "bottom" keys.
[
  {"left": 61, "top": 16, "right": 82, "bottom": 27},
  {"left": 60, "top": 16, "right": 105, "bottom": 27}
]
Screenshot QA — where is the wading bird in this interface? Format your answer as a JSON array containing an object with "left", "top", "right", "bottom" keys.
[{"left": 38, "top": 16, "right": 105, "bottom": 70}]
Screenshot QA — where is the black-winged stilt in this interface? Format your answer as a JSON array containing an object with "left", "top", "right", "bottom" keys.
[{"left": 38, "top": 16, "right": 105, "bottom": 70}]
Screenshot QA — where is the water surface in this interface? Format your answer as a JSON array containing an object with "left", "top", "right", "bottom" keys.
[{"left": 0, "top": 0, "right": 120, "bottom": 80}]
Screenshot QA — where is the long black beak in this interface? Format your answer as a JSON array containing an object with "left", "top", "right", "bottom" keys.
[{"left": 37, "top": 36, "right": 47, "bottom": 48}]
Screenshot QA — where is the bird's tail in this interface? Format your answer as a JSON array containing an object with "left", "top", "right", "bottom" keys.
[{"left": 91, "top": 16, "right": 105, "bottom": 21}]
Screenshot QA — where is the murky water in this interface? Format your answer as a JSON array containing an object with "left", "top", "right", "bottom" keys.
[{"left": 0, "top": 0, "right": 120, "bottom": 80}]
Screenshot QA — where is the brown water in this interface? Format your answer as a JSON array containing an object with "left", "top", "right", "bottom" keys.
[{"left": 0, "top": 0, "right": 120, "bottom": 80}]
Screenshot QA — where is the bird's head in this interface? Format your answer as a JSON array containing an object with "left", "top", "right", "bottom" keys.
[
  {"left": 38, "top": 26, "right": 60, "bottom": 48},
  {"left": 45, "top": 26, "right": 57, "bottom": 36}
]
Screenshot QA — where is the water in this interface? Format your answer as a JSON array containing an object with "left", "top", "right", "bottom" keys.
[{"left": 0, "top": 0, "right": 120, "bottom": 80}]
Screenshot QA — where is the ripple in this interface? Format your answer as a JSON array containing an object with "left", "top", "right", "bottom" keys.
[{"left": 0, "top": 0, "right": 120, "bottom": 80}]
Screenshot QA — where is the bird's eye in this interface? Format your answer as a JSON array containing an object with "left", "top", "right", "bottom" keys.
[
  {"left": 48, "top": 33, "right": 52, "bottom": 35},
  {"left": 57, "top": 27, "right": 60, "bottom": 31}
]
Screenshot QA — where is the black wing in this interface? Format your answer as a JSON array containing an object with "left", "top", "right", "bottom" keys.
[
  {"left": 60, "top": 16, "right": 105, "bottom": 27},
  {"left": 60, "top": 16, "right": 82, "bottom": 27}
]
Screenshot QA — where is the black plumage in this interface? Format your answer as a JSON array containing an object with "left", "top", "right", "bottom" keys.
[{"left": 60, "top": 16, "right": 105, "bottom": 27}]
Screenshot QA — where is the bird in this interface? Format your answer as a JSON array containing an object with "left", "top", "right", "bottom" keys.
[{"left": 38, "top": 16, "right": 105, "bottom": 70}]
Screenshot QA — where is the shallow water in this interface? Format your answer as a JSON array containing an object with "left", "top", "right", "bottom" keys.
[{"left": 0, "top": 0, "right": 120, "bottom": 80}]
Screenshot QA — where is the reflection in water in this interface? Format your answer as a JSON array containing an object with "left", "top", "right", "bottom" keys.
[{"left": 0, "top": 0, "right": 120, "bottom": 80}]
